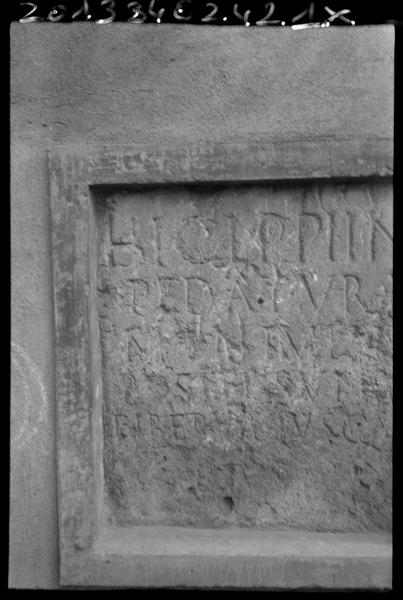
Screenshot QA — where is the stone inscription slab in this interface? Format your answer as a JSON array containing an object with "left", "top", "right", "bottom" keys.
[{"left": 96, "top": 181, "right": 392, "bottom": 531}]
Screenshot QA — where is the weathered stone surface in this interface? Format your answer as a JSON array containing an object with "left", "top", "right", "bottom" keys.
[
  {"left": 11, "top": 23, "right": 394, "bottom": 588},
  {"left": 97, "top": 180, "right": 392, "bottom": 531},
  {"left": 49, "top": 140, "right": 393, "bottom": 587},
  {"left": 83, "top": 527, "right": 391, "bottom": 589}
]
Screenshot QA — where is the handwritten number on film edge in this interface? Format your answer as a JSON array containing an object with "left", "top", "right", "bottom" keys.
[
  {"left": 96, "top": 0, "right": 116, "bottom": 23},
  {"left": 48, "top": 4, "right": 67, "bottom": 21},
  {"left": 128, "top": 1, "right": 147, "bottom": 22},
  {"left": 201, "top": 3, "right": 218, "bottom": 23},
  {"left": 72, "top": 0, "right": 90, "bottom": 20},
  {"left": 19, "top": 2, "right": 43, "bottom": 21},
  {"left": 17, "top": 2, "right": 356, "bottom": 25}
]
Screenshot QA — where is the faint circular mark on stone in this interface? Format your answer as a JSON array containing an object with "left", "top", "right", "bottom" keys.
[{"left": 11, "top": 341, "right": 50, "bottom": 455}]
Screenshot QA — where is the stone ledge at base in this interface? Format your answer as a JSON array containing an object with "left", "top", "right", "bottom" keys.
[{"left": 61, "top": 527, "right": 392, "bottom": 589}]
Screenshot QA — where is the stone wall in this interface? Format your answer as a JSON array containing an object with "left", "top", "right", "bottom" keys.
[{"left": 10, "top": 24, "right": 393, "bottom": 588}]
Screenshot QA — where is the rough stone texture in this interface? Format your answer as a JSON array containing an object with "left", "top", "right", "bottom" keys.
[
  {"left": 49, "top": 145, "right": 392, "bottom": 588},
  {"left": 10, "top": 24, "right": 394, "bottom": 588},
  {"left": 98, "top": 181, "right": 392, "bottom": 532},
  {"left": 88, "top": 528, "right": 391, "bottom": 589},
  {"left": 11, "top": 24, "right": 394, "bottom": 148}
]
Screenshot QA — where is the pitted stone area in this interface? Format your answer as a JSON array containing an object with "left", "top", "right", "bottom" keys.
[{"left": 96, "top": 181, "right": 392, "bottom": 531}]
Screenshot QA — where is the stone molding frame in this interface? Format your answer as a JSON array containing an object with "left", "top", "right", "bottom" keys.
[{"left": 50, "top": 140, "right": 392, "bottom": 589}]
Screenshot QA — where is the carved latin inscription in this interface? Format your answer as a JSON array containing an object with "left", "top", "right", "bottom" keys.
[{"left": 97, "top": 182, "right": 392, "bottom": 530}]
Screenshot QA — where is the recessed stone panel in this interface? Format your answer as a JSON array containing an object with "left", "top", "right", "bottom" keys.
[{"left": 96, "top": 181, "right": 392, "bottom": 531}]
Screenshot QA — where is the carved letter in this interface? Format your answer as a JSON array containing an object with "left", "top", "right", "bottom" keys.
[
  {"left": 299, "top": 213, "right": 323, "bottom": 262},
  {"left": 260, "top": 214, "right": 287, "bottom": 263},
  {"left": 187, "top": 278, "right": 212, "bottom": 314}
]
